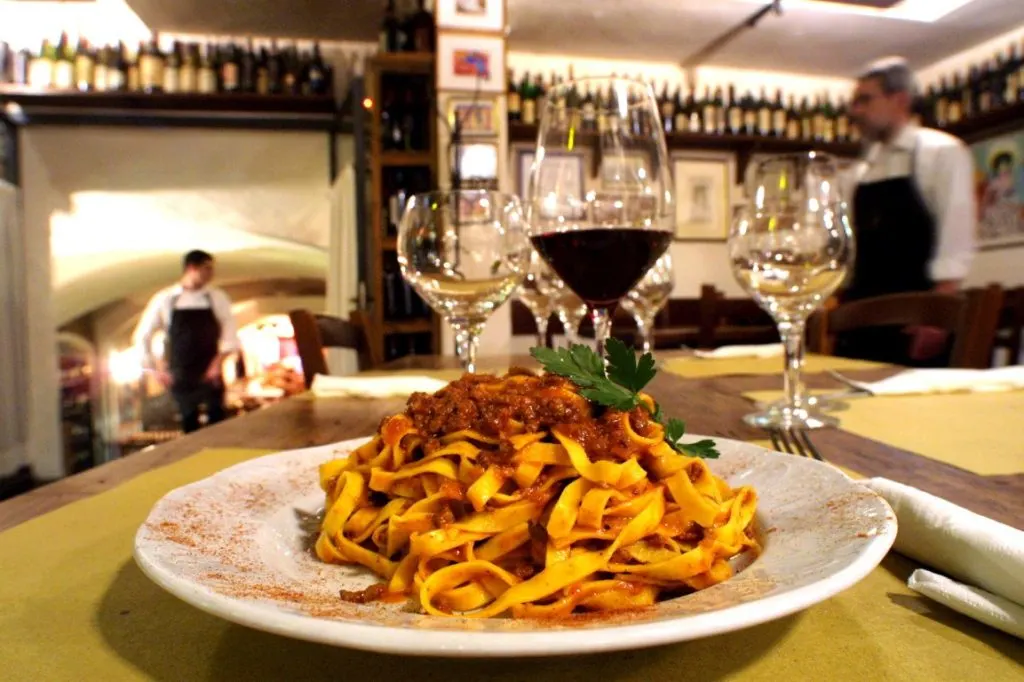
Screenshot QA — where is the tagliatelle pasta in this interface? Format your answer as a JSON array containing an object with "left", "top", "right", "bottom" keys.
[{"left": 314, "top": 369, "right": 758, "bottom": 618}]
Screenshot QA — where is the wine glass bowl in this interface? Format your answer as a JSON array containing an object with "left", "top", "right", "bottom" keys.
[
  {"left": 526, "top": 77, "right": 675, "bottom": 355},
  {"left": 514, "top": 250, "right": 559, "bottom": 348},
  {"left": 621, "top": 251, "right": 675, "bottom": 354},
  {"left": 398, "top": 190, "right": 531, "bottom": 373},
  {"left": 729, "top": 153, "right": 853, "bottom": 429}
]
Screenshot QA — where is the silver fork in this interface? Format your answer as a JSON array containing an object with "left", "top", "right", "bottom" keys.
[{"left": 768, "top": 427, "right": 825, "bottom": 461}]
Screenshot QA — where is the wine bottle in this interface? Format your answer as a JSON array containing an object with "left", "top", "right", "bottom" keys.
[
  {"left": 835, "top": 97, "right": 850, "bottom": 142},
  {"left": 51, "top": 32, "right": 74, "bottom": 90},
  {"left": 138, "top": 35, "right": 164, "bottom": 93},
  {"left": 520, "top": 73, "right": 536, "bottom": 126},
  {"left": 962, "top": 66, "right": 977, "bottom": 120},
  {"left": 934, "top": 77, "right": 950, "bottom": 127},
  {"left": 713, "top": 86, "right": 726, "bottom": 134},
  {"left": 673, "top": 86, "right": 687, "bottom": 135},
  {"left": 108, "top": 42, "right": 128, "bottom": 92},
  {"left": 700, "top": 86, "right": 714, "bottom": 134},
  {"left": 534, "top": 73, "right": 548, "bottom": 125},
  {"left": 821, "top": 93, "right": 836, "bottom": 142},
  {"left": 771, "top": 88, "right": 786, "bottom": 138},
  {"left": 409, "top": 0, "right": 435, "bottom": 53},
  {"left": 240, "top": 38, "right": 257, "bottom": 93},
  {"left": 255, "top": 46, "right": 270, "bottom": 95},
  {"left": 686, "top": 88, "right": 701, "bottom": 133},
  {"left": 977, "top": 61, "right": 993, "bottom": 114},
  {"left": 267, "top": 40, "right": 283, "bottom": 94},
  {"left": 380, "top": 0, "right": 401, "bottom": 53},
  {"left": 283, "top": 45, "right": 301, "bottom": 95},
  {"left": 92, "top": 46, "right": 109, "bottom": 91},
  {"left": 1017, "top": 38, "right": 1024, "bottom": 101},
  {"left": 1002, "top": 46, "right": 1018, "bottom": 107},
  {"left": 785, "top": 94, "right": 800, "bottom": 140},
  {"left": 798, "top": 97, "right": 812, "bottom": 140},
  {"left": 125, "top": 43, "right": 141, "bottom": 91},
  {"left": 582, "top": 82, "right": 597, "bottom": 132},
  {"left": 72, "top": 38, "right": 94, "bottom": 91},
  {"left": 28, "top": 39, "right": 55, "bottom": 89},
  {"left": 726, "top": 85, "right": 742, "bottom": 135},
  {"left": 507, "top": 69, "right": 521, "bottom": 123},
  {"left": 179, "top": 43, "right": 198, "bottom": 93},
  {"left": 163, "top": 41, "right": 181, "bottom": 94},
  {"left": 659, "top": 81, "right": 674, "bottom": 134},
  {"left": 197, "top": 43, "right": 217, "bottom": 94},
  {"left": 0, "top": 42, "right": 11, "bottom": 84},
  {"left": 742, "top": 89, "right": 757, "bottom": 135},
  {"left": 947, "top": 74, "right": 963, "bottom": 123},
  {"left": 221, "top": 43, "right": 240, "bottom": 92}
]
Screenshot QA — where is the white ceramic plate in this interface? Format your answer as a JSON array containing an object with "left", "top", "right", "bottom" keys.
[{"left": 134, "top": 436, "right": 896, "bottom": 657}]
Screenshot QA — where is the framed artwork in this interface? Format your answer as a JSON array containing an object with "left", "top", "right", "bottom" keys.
[
  {"left": 447, "top": 96, "right": 499, "bottom": 137},
  {"left": 599, "top": 153, "right": 648, "bottom": 189},
  {"left": 672, "top": 153, "right": 734, "bottom": 241},
  {"left": 514, "top": 147, "right": 585, "bottom": 205},
  {"left": 971, "top": 130, "right": 1024, "bottom": 250},
  {"left": 452, "top": 142, "right": 500, "bottom": 181},
  {"left": 437, "top": 33, "right": 505, "bottom": 93},
  {"left": 436, "top": 0, "right": 506, "bottom": 32}
]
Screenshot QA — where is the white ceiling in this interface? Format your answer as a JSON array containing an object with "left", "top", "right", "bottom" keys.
[{"left": 122, "top": 0, "right": 1024, "bottom": 77}]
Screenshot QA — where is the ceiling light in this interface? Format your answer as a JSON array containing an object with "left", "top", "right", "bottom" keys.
[{"left": 735, "top": 0, "right": 977, "bottom": 23}]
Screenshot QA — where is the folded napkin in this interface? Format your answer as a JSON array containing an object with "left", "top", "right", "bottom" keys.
[
  {"left": 845, "top": 365, "right": 1024, "bottom": 396},
  {"left": 692, "top": 343, "right": 783, "bottom": 359},
  {"left": 310, "top": 374, "right": 448, "bottom": 399},
  {"left": 864, "top": 477, "right": 1024, "bottom": 639}
]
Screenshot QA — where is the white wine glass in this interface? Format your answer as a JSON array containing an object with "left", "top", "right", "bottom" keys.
[
  {"left": 514, "top": 250, "right": 559, "bottom": 348},
  {"left": 526, "top": 77, "right": 675, "bottom": 357},
  {"left": 729, "top": 153, "right": 854, "bottom": 429},
  {"left": 398, "top": 190, "right": 531, "bottom": 373},
  {"left": 620, "top": 251, "right": 674, "bottom": 354}
]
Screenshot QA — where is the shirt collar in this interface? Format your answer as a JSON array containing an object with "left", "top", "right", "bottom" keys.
[{"left": 862, "top": 124, "right": 918, "bottom": 169}]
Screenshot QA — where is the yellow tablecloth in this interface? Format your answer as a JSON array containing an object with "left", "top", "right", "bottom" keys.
[
  {"left": 2, "top": 447, "right": 1020, "bottom": 681},
  {"left": 746, "top": 390, "right": 1024, "bottom": 476},
  {"left": 663, "top": 354, "right": 886, "bottom": 379}
]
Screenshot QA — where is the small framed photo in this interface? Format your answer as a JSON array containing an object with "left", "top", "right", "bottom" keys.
[
  {"left": 447, "top": 97, "right": 499, "bottom": 137},
  {"left": 673, "top": 153, "right": 734, "bottom": 241},
  {"left": 515, "top": 147, "right": 585, "bottom": 201},
  {"left": 437, "top": 33, "right": 505, "bottom": 93},
  {"left": 436, "top": 0, "right": 506, "bottom": 32},
  {"left": 452, "top": 142, "right": 500, "bottom": 181}
]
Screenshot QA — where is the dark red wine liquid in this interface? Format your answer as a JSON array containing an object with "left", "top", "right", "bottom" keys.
[{"left": 530, "top": 228, "right": 672, "bottom": 307}]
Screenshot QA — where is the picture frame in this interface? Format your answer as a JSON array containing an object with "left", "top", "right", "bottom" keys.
[
  {"left": 970, "top": 129, "right": 1024, "bottom": 251},
  {"left": 599, "top": 152, "right": 647, "bottom": 189},
  {"left": 437, "top": 33, "right": 505, "bottom": 94},
  {"left": 435, "top": 0, "right": 506, "bottom": 32},
  {"left": 514, "top": 146, "right": 586, "bottom": 206},
  {"left": 672, "top": 153, "right": 734, "bottom": 242},
  {"left": 452, "top": 142, "right": 500, "bottom": 181},
  {"left": 447, "top": 96, "right": 499, "bottom": 137}
]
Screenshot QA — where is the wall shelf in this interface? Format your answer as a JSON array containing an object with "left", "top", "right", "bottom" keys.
[{"left": 944, "top": 100, "right": 1024, "bottom": 143}]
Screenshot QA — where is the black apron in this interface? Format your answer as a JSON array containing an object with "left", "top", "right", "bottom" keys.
[
  {"left": 836, "top": 137, "right": 941, "bottom": 365},
  {"left": 166, "top": 293, "right": 222, "bottom": 390}
]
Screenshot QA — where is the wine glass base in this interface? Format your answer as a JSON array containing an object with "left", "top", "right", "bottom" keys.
[
  {"left": 743, "top": 405, "right": 839, "bottom": 430},
  {"left": 762, "top": 395, "right": 850, "bottom": 413}
]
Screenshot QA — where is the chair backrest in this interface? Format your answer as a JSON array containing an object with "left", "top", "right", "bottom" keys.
[
  {"left": 821, "top": 291, "right": 1001, "bottom": 368},
  {"left": 992, "top": 286, "right": 1024, "bottom": 365},
  {"left": 289, "top": 309, "right": 378, "bottom": 388}
]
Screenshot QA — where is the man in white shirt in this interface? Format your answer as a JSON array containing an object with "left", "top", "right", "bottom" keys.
[
  {"left": 133, "top": 250, "right": 239, "bottom": 433},
  {"left": 842, "top": 56, "right": 977, "bottom": 365}
]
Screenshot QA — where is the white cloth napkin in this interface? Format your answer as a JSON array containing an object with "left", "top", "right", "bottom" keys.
[
  {"left": 310, "top": 374, "right": 448, "bottom": 399},
  {"left": 844, "top": 365, "right": 1024, "bottom": 396},
  {"left": 692, "top": 343, "right": 783, "bottom": 359},
  {"left": 864, "top": 477, "right": 1024, "bottom": 640}
]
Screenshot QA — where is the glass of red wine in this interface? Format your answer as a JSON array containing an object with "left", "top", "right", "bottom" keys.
[{"left": 526, "top": 77, "right": 675, "bottom": 357}]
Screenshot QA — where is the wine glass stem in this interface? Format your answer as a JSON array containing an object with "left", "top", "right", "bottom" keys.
[
  {"left": 591, "top": 306, "right": 613, "bottom": 358},
  {"left": 449, "top": 317, "right": 485, "bottom": 373},
  {"left": 534, "top": 314, "right": 549, "bottom": 349},
  {"left": 639, "top": 313, "right": 656, "bottom": 354},
  {"left": 779, "top": 318, "right": 807, "bottom": 410}
]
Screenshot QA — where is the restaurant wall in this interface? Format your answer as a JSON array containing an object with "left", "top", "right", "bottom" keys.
[{"left": 917, "top": 23, "right": 1024, "bottom": 289}]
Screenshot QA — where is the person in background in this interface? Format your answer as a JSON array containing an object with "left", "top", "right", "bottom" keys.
[
  {"left": 841, "top": 56, "right": 977, "bottom": 365},
  {"left": 133, "top": 250, "right": 239, "bottom": 433}
]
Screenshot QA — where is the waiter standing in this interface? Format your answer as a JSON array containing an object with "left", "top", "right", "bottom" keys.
[
  {"left": 134, "top": 250, "right": 239, "bottom": 433},
  {"left": 841, "top": 57, "right": 977, "bottom": 365}
]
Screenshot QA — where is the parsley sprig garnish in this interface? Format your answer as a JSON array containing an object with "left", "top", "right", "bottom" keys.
[{"left": 530, "top": 339, "right": 719, "bottom": 459}]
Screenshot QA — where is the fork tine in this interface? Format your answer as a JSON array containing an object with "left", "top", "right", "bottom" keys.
[
  {"left": 793, "top": 428, "right": 825, "bottom": 461},
  {"left": 769, "top": 428, "right": 793, "bottom": 454},
  {"left": 783, "top": 427, "right": 808, "bottom": 457}
]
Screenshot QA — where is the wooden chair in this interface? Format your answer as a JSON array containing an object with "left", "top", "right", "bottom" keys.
[
  {"left": 991, "top": 286, "right": 1024, "bottom": 366},
  {"left": 289, "top": 309, "right": 380, "bottom": 388},
  {"left": 816, "top": 289, "right": 1003, "bottom": 368},
  {"left": 698, "top": 286, "right": 778, "bottom": 349}
]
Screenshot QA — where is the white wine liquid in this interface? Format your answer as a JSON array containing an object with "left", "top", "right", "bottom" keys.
[
  {"left": 733, "top": 257, "right": 847, "bottom": 316},
  {"left": 410, "top": 272, "right": 522, "bottom": 320}
]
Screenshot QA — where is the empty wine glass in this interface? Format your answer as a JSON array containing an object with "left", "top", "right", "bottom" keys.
[
  {"left": 729, "top": 153, "right": 854, "bottom": 429},
  {"left": 514, "top": 250, "right": 559, "bottom": 348},
  {"left": 620, "top": 251, "right": 674, "bottom": 354},
  {"left": 552, "top": 286, "right": 588, "bottom": 347},
  {"left": 526, "top": 77, "right": 675, "bottom": 357},
  {"left": 398, "top": 190, "right": 531, "bottom": 373}
]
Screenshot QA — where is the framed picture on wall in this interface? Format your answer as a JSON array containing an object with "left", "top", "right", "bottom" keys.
[
  {"left": 515, "top": 147, "right": 585, "bottom": 207},
  {"left": 599, "top": 152, "right": 648, "bottom": 189},
  {"left": 436, "top": 0, "right": 506, "bottom": 32},
  {"left": 447, "top": 96, "right": 499, "bottom": 137},
  {"left": 672, "top": 153, "right": 734, "bottom": 241},
  {"left": 971, "top": 130, "right": 1024, "bottom": 250},
  {"left": 452, "top": 142, "right": 500, "bottom": 181},
  {"left": 437, "top": 33, "right": 505, "bottom": 93}
]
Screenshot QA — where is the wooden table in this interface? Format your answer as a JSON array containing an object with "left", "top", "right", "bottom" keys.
[{"left": 2, "top": 352, "right": 1021, "bottom": 532}]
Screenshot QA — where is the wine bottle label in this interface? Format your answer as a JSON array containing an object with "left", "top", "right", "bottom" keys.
[
  {"left": 837, "top": 116, "right": 849, "bottom": 139},
  {"left": 703, "top": 106, "right": 715, "bottom": 133},
  {"left": 823, "top": 119, "right": 835, "bottom": 142},
  {"left": 582, "top": 102, "right": 596, "bottom": 123},
  {"left": 180, "top": 66, "right": 197, "bottom": 93},
  {"left": 1006, "top": 76, "right": 1018, "bottom": 105},
  {"left": 139, "top": 55, "right": 163, "bottom": 90},
  {"left": 28, "top": 58, "right": 53, "bottom": 88},
  {"left": 222, "top": 63, "right": 240, "bottom": 89},
  {"left": 522, "top": 99, "right": 536, "bottom": 125},
  {"left": 660, "top": 101, "right": 673, "bottom": 121},
  {"left": 107, "top": 69, "right": 125, "bottom": 90},
  {"left": 948, "top": 101, "right": 962, "bottom": 123},
  {"left": 728, "top": 108, "right": 742, "bottom": 132},
  {"left": 163, "top": 68, "right": 180, "bottom": 93},
  {"left": 94, "top": 65, "right": 108, "bottom": 91},
  {"left": 813, "top": 114, "right": 825, "bottom": 139},
  {"left": 716, "top": 108, "right": 726, "bottom": 134},
  {"left": 935, "top": 99, "right": 948, "bottom": 125},
  {"left": 979, "top": 91, "right": 992, "bottom": 113},
  {"left": 52, "top": 61, "right": 73, "bottom": 89},
  {"left": 674, "top": 112, "right": 687, "bottom": 132},
  {"left": 689, "top": 113, "right": 701, "bottom": 133},
  {"left": 508, "top": 92, "right": 520, "bottom": 115},
  {"left": 801, "top": 118, "right": 812, "bottom": 139},
  {"left": 597, "top": 111, "right": 608, "bottom": 133},
  {"left": 74, "top": 57, "right": 93, "bottom": 90},
  {"left": 772, "top": 109, "right": 786, "bottom": 135},
  {"left": 758, "top": 109, "right": 771, "bottom": 135},
  {"left": 256, "top": 69, "right": 269, "bottom": 96},
  {"left": 786, "top": 119, "right": 799, "bottom": 140},
  {"left": 198, "top": 68, "right": 217, "bottom": 94},
  {"left": 743, "top": 110, "right": 756, "bottom": 132}
]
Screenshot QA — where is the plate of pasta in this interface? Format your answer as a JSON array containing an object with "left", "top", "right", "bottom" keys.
[{"left": 135, "top": 347, "right": 896, "bottom": 657}]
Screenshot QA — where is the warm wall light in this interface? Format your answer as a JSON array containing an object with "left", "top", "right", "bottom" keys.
[{"left": 363, "top": 97, "right": 374, "bottom": 110}]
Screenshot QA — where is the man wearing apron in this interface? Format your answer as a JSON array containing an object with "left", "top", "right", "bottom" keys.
[
  {"left": 134, "top": 251, "right": 239, "bottom": 433},
  {"left": 840, "top": 57, "right": 977, "bottom": 366}
]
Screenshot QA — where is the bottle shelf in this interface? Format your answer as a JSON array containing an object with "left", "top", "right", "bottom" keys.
[
  {"left": 0, "top": 85, "right": 342, "bottom": 131},
  {"left": 370, "top": 52, "right": 435, "bottom": 74},
  {"left": 943, "top": 100, "right": 1024, "bottom": 142}
]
